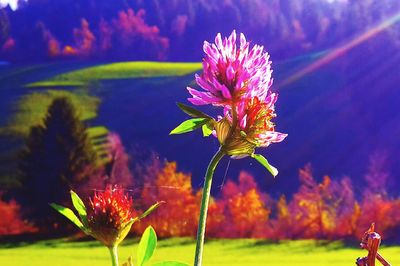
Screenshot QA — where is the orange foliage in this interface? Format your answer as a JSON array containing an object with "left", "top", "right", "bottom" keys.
[
  {"left": 62, "top": 45, "right": 78, "bottom": 56},
  {"left": 208, "top": 172, "right": 271, "bottom": 238},
  {"left": 272, "top": 165, "right": 359, "bottom": 240},
  {"left": 38, "top": 22, "right": 61, "bottom": 57},
  {"left": 133, "top": 162, "right": 199, "bottom": 237},
  {"left": 271, "top": 195, "right": 292, "bottom": 239},
  {"left": 47, "top": 36, "right": 61, "bottom": 57},
  {"left": 356, "top": 196, "right": 399, "bottom": 239},
  {"left": 0, "top": 197, "right": 37, "bottom": 235},
  {"left": 127, "top": 158, "right": 400, "bottom": 241}
]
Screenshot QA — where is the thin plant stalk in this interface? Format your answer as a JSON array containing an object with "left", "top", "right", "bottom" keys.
[
  {"left": 194, "top": 148, "right": 225, "bottom": 266},
  {"left": 109, "top": 245, "right": 119, "bottom": 266}
]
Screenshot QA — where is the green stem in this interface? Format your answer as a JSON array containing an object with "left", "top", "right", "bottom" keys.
[
  {"left": 194, "top": 148, "right": 225, "bottom": 266},
  {"left": 108, "top": 245, "right": 119, "bottom": 266},
  {"left": 227, "top": 103, "right": 238, "bottom": 141}
]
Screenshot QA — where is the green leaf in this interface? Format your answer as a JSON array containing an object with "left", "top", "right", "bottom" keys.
[
  {"left": 202, "top": 122, "right": 213, "bottom": 137},
  {"left": 140, "top": 202, "right": 163, "bottom": 220},
  {"left": 176, "top": 103, "right": 211, "bottom": 119},
  {"left": 152, "top": 262, "right": 190, "bottom": 266},
  {"left": 137, "top": 226, "right": 157, "bottom": 266},
  {"left": 251, "top": 154, "right": 278, "bottom": 177},
  {"left": 50, "top": 203, "right": 85, "bottom": 231},
  {"left": 70, "top": 190, "right": 88, "bottom": 227},
  {"left": 169, "top": 118, "right": 209, "bottom": 135}
]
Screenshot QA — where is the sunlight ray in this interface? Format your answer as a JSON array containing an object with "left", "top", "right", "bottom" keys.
[{"left": 278, "top": 10, "right": 400, "bottom": 88}]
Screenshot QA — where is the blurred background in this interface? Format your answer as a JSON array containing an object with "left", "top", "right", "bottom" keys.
[{"left": 0, "top": 0, "right": 400, "bottom": 264}]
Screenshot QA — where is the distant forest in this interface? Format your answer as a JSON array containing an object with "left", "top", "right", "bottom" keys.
[{"left": 1, "top": 0, "right": 400, "bottom": 62}]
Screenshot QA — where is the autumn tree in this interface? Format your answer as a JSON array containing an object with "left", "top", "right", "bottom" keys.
[
  {"left": 286, "top": 165, "right": 359, "bottom": 240},
  {"left": 19, "top": 97, "right": 97, "bottom": 230},
  {"left": 213, "top": 172, "right": 271, "bottom": 238},
  {"left": 133, "top": 161, "right": 199, "bottom": 237},
  {"left": 0, "top": 194, "right": 37, "bottom": 235},
  {"left": 356, "top": 152, "right": 399, "bottom": 239}
]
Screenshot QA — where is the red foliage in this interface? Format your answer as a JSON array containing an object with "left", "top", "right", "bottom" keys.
[
  {"left": 10, "top": 139, "right": 398, "bottom": 240},
  {"left": 364, "top": 152, "right": 391, "bottom": 198},
  {"left": 106, "top": 133, "right": 134, "bottom": 187},
  {"left": 79, "top": 133, "right": 134, "bottom": 198},
  {"left": 171, "top": 15, "right": 188, "bottom": 36},
  {"left": 71, "top": 18, "right": 96, "bottom": 56},
  {"left": 0, "top": 196, "right": 37, "bottom": 235},
  {"left": 112, "top": 8, "right": 169, "bottom": 59},
  {"left": 38, "top": 22, "right": 61, "bottom": 57},
  {"left": 1, "top": 37, "right": 15, "bottom": 51},
  {"left": 29, "top": 9, "right": 169, "bottom": 60},
  {"left": 356, "top": 195, "right": 400, "bottom": 240},
  {"left": 99, "top": 18, "right": 113, "bottom": 52}
]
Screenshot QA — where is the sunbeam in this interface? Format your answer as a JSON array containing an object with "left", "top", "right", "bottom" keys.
[{"left": 278, "top": 10, "right": 400, "bottom": 88}]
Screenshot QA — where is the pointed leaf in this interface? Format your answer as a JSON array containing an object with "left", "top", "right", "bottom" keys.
[
  {"left": 50, "top": 203, "right": 85, "bottom": 231},
  {"left": 152, "top": 262, "right": 190, "bottom": 266},
  {"left": 140, "top": 202, "right": 163, "bottom": 220},
  {"left": 70, "top": 190, "right": 88, "bottom": 227},
  {"left": 176, "top": 103, "right": 212, "bottom": 119},
  {"left": 215, "top": 118, "right": 231, "bottom": 144},
  {"left": 137, "top": 226, "right": 157, "bottom": 266},
  {"left": 169, "top": 118, "right": 209, "bottom": 135},
  {"left": 115, "top": 219, "right": 136, "bottom": 246},
  {"left": 251, "top": 154, "right": 278, "bottom": 177},
  {"left": 202, "top": 122, "right": 213, "bottom": 137}
]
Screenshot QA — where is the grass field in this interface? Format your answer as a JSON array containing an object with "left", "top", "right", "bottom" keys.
[
  {"left": 1, "top": 238, "right": 399, "bottom": 266},
  {"left": 27, "top": 62, "right": 202, "bottom": 87}
]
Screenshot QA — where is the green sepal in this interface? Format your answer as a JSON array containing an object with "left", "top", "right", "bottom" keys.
[
  {"left": 137, "top": 226, "right": 157, "bottom": 266},
  {"left": 140, "top": 202, "right": 163, "bottom": 220},
  {"left": 50, "top": 203, "right": 87, "bottom": 232},
  {"left": 215, "top": 118, "right": 230, "bottom": 144},
  {"left": 169, "top": 118, "right": 210, "bottom": 135},
  {"left": 116, "top": 219, "right": 136, "bottom": 246},
  {"left": 251, "top": 154, "right": 278, "bottom": 177},
  {"left": 176, "top": 103, "right": 212, "bottom": 119},
  {"left": 70, "top": 190, "right": 88, "bottom": 228},
  {"left": 152, "top": 262, "right": 190, "bottom": 266},
  {"left": 202, "top": 122, "right": 214, "bottom": 137}
]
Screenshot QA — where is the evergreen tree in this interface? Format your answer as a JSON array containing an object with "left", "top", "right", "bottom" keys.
[{"left": 19, "top": 97, "right": 97, "bottom": 230}]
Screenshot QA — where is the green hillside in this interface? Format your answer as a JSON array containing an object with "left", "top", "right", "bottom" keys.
[
  {"left": 27, "top": 62, "right": 202, "bottom": 87},
  {"left": 0, "top": 238, "right": 398, "bottom": 266}
]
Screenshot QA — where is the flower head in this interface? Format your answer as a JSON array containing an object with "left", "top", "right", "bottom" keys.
[
  {"left": 215, "top": 94, "right": 287, "bottom": 156},
  {"left": 87, "top": 185, "right": 135, "bottom": 247},
  {"left": 172, "top": 30, "right": 287, "bottom": 175},
  {"left": 187, "top": 30, "right": 273, "bottom": 106},
  {"left": 237, "top": 94, "right": 287, "bottom": 148}
]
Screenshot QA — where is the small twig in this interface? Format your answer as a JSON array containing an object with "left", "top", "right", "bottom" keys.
[
  {"left": 376, "top": 253, "right": 391, "bottom": 266},
  {"left": 356, "top": 223, "right": 391, "bottom": 266}
]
